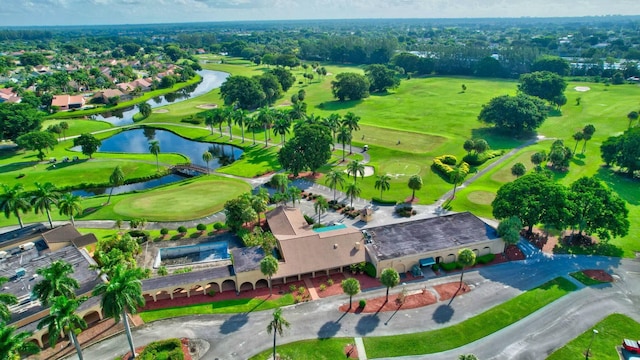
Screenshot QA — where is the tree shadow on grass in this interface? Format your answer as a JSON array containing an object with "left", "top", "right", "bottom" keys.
[
  {"left": 315, "top": 99, "right": 363, "bottom": 111},
  {"left": 432, "top": 304, "right": 454, "bottom": 324},
  {"left": 219, "top": 313, "right": 248, "bottom": 334},
  {"left": 355, "top": 314, "right": 380, "bottom": 336}
]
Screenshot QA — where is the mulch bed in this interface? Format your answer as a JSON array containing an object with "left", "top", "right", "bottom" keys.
[
  {"left": 582, "top": 269, "right": 614, "bottom": 282},
  {"left": 434, "top": 282, "right": 470, "bottom": 301},
  {"left": 403, "top": 196, "right": 420, "bottom": 204},
  {"left": 290, "top": 171, "right": 323, "bottom": 181},
  {"left": 344, "top": 343, "right": 359, "bottom": 359},
  {"left": 505, "top": 244, "right": 525, "bottom": 260}
]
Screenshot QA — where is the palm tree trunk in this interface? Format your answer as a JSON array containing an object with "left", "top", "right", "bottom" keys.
[
  {"left": 342, "top": 142, "right": 346, "bottom": 162},
  {"left": 46, "top": 209, "right": 54, "bottom": 229},
  {"left": 252, "top": 132, "right": 256, "bottom": 145},
  {"left": 241, "top": 126, "right": 245, "bottom": 143},
  {"left": 70, "top": 215, "right": 75, "bottom": 227},
  {"left": 459, "top": 269, "right": 465, "bottom": 291},
  {"left": 229, "top": 125, "right": 233, "bottom": 140},
  {"left": 69, "top": 331, "right": 83, "bottom": 360},
  {"left": 272, "top": 330, "right": 277, "bottom": 360},
  {"left": 155, "top": 156, "right": 159, "bottom": 171},
  {"left": 122, "top": 310, "right": 136, "bottom": 359},
  {"left": 268, "top": 276, "right": 272, "bottom": 295},
  {"left": 412, "top": 189, "right": 416, "bottom": 201},
  {"left": 16, "top": 211, "right": 24, "bottom": 229},
  {"left": 385, "top": 287, "right": 389, "bottom": 302},
  {"left": 349, "top": 140, "right": 353, "bottom": 154},
  {"left": 107, "top": 188, "right": 114, "bottom": 204},
  {"left": 209, "top": 125, "right": 214, "bottom": 135},
  {"left": 333, "top": 188, "right": 337, "bottom": 202},
  {"left": 264, "top": 126, "right": 268, "bottom": 147}
]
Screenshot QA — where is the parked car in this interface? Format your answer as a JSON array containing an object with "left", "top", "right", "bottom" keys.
[{"left": 623, "top": 339, "right": 640, "bottom": 353}]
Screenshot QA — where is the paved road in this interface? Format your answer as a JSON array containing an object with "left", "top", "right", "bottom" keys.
[{"left": 69, "top": 254, "right": 639, "bottom": 360}]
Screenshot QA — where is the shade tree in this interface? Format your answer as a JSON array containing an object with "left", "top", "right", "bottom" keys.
[
  {"left": 511, "top": 163, "right": 526, "bottom": 177},
  {"left": 73, "top": 133, "right": 101, "bottom": 159},
  {"left": 365, "top": 64, "right": 400, "bottom": 93},
  {"left": 16, "top": 131, "right": 58, "bottom": 161},
  {"left": 278, "top": 123, "right": 332, "bottom": 176},
  {"left": 380, "top": 268, "right": 400, "bottom": 302},
  {"left": 341, "top": 277, "right": 361, "bottom": 309},
  {"left": 478, "top": 94, "right": 548, "bottom": 135},
  {"left": 518, "top": 71, "right": 567, "bottom": 103},
  {"left": 407, "top": 175, "right": 423, "bottom": 201},
  {"left": 260, "top": 255, "right": 279, "bottom": 295},
  {"left": 331, "top": 72, "right": 370, "bottom": 101},
  {"left": 497, "top": 216, "right": 523, "bottom": 250},
  {"left": 224, "top": 195, "right": 258, "bottom": 231},
  {"left": 457, "top": 248, "right": 476, "bottom": 290}
]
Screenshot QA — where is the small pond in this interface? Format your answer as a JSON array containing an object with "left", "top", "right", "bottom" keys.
[
  {"left": 94, "top": 70, "right": 228, "bottom": 126},
  {"left": 87, "top": 128, "right": 243, "bottom": 168},
  {"left": 71, "top": 174, "right": 187, "bottom": 197}
]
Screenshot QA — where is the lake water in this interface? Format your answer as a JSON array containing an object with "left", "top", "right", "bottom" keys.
[
  {"left": 71, "top": 174, "right": 187, "bottom": 197},
  {"left": 94, "top": 70, "right": 229, "bottom": 126}
]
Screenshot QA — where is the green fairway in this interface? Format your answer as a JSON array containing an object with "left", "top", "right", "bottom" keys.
[
  {"left": 547, "top": 313, "right": 640, "bottom": 360},
  {"left": 139, "top": 294, "right": 294, "bottom": 322},
  {"left": 41, "top": 119, "right": 113, "bottom": 138},
  {"left": 249, "top": 338, "right": 353, "bottom": 360},
  {"left": 112, "top": 175, "right": 251, "bottom": 221}
]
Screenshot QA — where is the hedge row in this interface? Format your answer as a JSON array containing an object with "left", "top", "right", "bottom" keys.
[
  {"left": 431, "top": 155, "right": 470, "bottom": 183},
  {"left": 371, "top": 197, "right": 397, "bottom": 205},
  {"left": 463, "top": 150, "right": 503, "bottom": 166}
]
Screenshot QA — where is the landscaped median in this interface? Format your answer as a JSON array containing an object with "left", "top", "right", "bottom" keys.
[
  {"left": 249, "top": 338, "right": 355, "bottom": 360},
  {"left": 139, "top": 295, "right": 294, "bottom": 323},
  {"left": 363, "top": 277, "right": 577, "bottom": 358}
]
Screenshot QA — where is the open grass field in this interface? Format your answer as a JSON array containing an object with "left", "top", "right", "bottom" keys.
[
  {"left": 547, "top": 313, "right": 640, "bottom": 360},
  {"left": 249, "top": 338, "right": 353, "bottom": 360},
  {"left": 41, "top": 119, "right": 113, "bottom": 138},
  {"left": 139, "top": 294, "right": 294, "bottom": 322}
]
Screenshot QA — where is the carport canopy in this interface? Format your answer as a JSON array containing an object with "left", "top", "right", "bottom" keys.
[{"left": 419, "top": 257, "right": 435, "bottom": 267}]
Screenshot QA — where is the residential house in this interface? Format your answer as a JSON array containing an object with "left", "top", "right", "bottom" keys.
[
  {"left": 92, "top": 88, "right": 125, "bottom": 103},
  {"left": 51, "top": 94, "right": 85, "bottom": 110},
  {"left": 0, "top": 88, "right": 21, "bottom": 103}
]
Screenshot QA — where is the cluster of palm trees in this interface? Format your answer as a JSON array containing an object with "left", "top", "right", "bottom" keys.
[
  {"left": 0, "top": 259, "right": 146, "bottom": 359},
  {"left": 323, "top": 160, "right": 393, "bottom": 208},
  {"left": 0, "top": 182, "right": 83, "bottom": 229}
]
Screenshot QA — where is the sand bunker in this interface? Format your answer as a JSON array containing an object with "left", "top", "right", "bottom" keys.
[
  {"left": 344, "top": 165, "right": 374, "bottom": 177},
  {"left": 196, "top": 104, "right": 218, "bottom": 110},
  {"left": 574, "top": 86, "right": 591, "bottom": 92},
  {"left": 153, "top": 109, "right": 169, "bottom": 113}
]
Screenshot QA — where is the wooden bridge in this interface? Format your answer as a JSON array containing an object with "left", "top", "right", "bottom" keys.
[{"left": 171, "top": 163, "right": 208, "bottom": 175}]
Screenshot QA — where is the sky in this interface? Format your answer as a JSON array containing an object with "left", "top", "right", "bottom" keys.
[{"left": 0, "top": 0, "right": 638, "bottom": 27}]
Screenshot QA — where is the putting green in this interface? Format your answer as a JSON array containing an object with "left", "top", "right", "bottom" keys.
[
  {"left": 466, "top": 191, "right": 496, "bottom": 205},
  {"left": 381, "top": 161, "right": 422, "bottom": 179},
  {"left": 112, "top": 177, "right": 250, "bottom": 221}
]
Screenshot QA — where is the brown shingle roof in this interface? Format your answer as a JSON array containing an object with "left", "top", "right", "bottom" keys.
[
  {"left": 41, "top": 224, "right": 82, "bottom": 244},
  {"left": 72, "top": 233, "right": 98, "bottom": 248}
]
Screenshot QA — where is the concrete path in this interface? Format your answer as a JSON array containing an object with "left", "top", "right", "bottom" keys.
[{"left": 355, "top": 337, "right": 367, "bottom": 360}]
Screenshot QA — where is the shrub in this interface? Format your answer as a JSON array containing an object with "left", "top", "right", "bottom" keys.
[
  {"left": 213, "top": 222, "right": 224, "bottom": 230},
  {"left": 326, "top": 278, "right": 334, "bottom": 286},
  {"left": 160, "top": 228, "right": 169, "bottom": 235},
  {"left": 157, "top": 266, "right": 168, "bottom": 276},
  {"left": 312, "top": 223, "right": 325, "bottom": 229},
  {"left": 196, "top": 223, "right": 206, "bottom": 231},
  {"left": 476, "top": 253, "right": 496, "bottom": 264},
  {"left": 440, "top": 262, "right": 459, "bottom": 271},
  {"left": 395, "top": 205, "right": 413, "bottom": 217},
  {"left": 208, "top": 290, "right": 216, "bottom": 297},
  {"left": 319, "top": 284, "right": 326, "bottom": 292},
  {"left": 303, "top": 214, "right": 315, "bottom": 225},
  {"left": 371, "top": 197, "right": 397, "bottom": 205},
  {"left": 177, "top": 226, "right": 187, "bottom": 233},
  {"left": 173, "top": 267, "right": 192, "bottom": 274},
  {"left": 364, "top": 262, "right": 377, "bottom": 277},
  {"left": 297, "top": 286, "right": 305, "bottom": 295},
  {"left": 440, "top": 154, "right": 457, "bottom": 165},
  {"left": 359, "top": 299, "right": 367, "bottom": 308},
  {"left": 289, "top": 284, "right": 297, "bottom": 293},
  {"left": 180, "top": 116, "right": 203, "bottom": 125},
  {"left": 431, "top": 264, "right": 440, "bottom": 272},
  {"left": 431, "top": 155, "right": 471, "bottom": 183},
  {"left": 463, "top": 150, "right": 502, "bottom": 166},
  {"left": 139, "top": 338, "right": 184, "bottom": 360},
  {"left": 128, "top": 230, "right": 150, "bottom": 243}
]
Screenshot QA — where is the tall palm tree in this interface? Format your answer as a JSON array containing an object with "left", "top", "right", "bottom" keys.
[
  {"left": 58, "top": 192, "right": 83, "bottom": 226},
  {"left": 325, "top": 170, "right": 346, "bottom": 202},
  {"left": 148, "top": 140, "right": 160, "bottom": 171},
  {"left": 374, "top": 174, "right": 392, "bottom": 200},
  {"left": 380, "top": 268, "right": 400, "bottom": 302},
  {"left": 272, "top": 115, "right": 291, "bottom": 145},
  {"left": 314, "top": 195, "right": 329, "bottom": 223},
  {"left": 408, "top": 175, "right": 423, "bottom": 201},
  {"left": 246, "top": 114, "right": 263, "bottom": 145},
  {"left": 37, "top": 296, "right": 87, "bottom": 360},
  {"left": 0, "top": 184, "right": 31, "bottom": 229},
  {"left": 450, "top": 164, "right": 467, "bottom": 198},
  {"left": 31, "top": 182, "right": 60, "bottom": 229},
  {"left": 92, "top": 265, "right": 146, "bottom": 359},
  {"left": 256, "top": 106, "right": 275, "bottom": 147},
  {"left": 33, "top": 260, "right": 79, "bottom": 306},
  {"left": 223, "top": 106, "right": 235, "bottom": 141},
  {"left": 107, "top": 165, "right": 125, "bottom": 204},
  {"left": 345, "top": 182, "right": 361, "bottom": 208},
  {"left": 322, "top": 113, "right": 341, "bottom": 150},
  {"left": 341, "top": 277, "right": 360, "bottom": 309},
  {"left": 266, "top": 308, "right": 290, "bottom": 360},
  {"left": 260, "top": 255, "right": 279, "bottom": 295},
  {"left": 342, "top": 112, "right": 361, "bottom": 154},
  {"left": 210, "top": 108, "right": 225, "bottom": 136},
  {"left": 0, "top": 277, "right": 17, "bottom": 322},
  {"left": 457, "top": 248, "right": 476, "bottom": 291},
  {"left": 346, "top": 160, "right": 365, "bottom": 184},
  {"left": 202, "top": 151, "right": 213, "bottom": 174},
  {"left": 204, "top": 109, "right": 216, "bottom": 135},
  {"left": 233, "top": 108, "right": 247, "bottom": 143},
  {"left": 0, "top": 325, "right": 40, "bottom": 359},
  {"left": 336, "top": 126, "right": 351, "bottom": 162}
]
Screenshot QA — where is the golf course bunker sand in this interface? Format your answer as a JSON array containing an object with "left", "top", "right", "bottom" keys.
[
  {"left": 153, "top": 109, "right": 169, "bottom": 113},
  {"left": 344, "top": 165, "right": 375, "bottom": 177},
  {"left": 196, "top": 104, "right": 218, "bottom": 109},
  {"left": 574, "top": 86, "right": 591, "bottom": 92}
]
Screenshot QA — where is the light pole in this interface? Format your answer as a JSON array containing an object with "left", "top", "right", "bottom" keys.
[{"left": 585, "top": 329, "right": 598, "bottom": 359}]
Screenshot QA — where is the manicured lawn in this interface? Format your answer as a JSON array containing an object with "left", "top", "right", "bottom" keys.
[
  {"left": 111, "top": 175, "right": 251, "bottom": 221},
  {"left": 547, "top": 313, "right": 640, "bottom": 360},
  {"left": 139, "top": 294, "right": 295, "bottom": 322},
  {"left": 249, "top": 338, "right": 353, "bottom": 360},
  {"left": 41, "top": 119, "right": 113, "bottom": 138},
  {"left": 364, "top": 277, "right": 577, "bottom": 358}
]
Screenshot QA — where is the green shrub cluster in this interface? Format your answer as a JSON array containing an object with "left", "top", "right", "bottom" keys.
[
  {"left": 303, "top": 214, "right": 315, "bottom": 225},
  {"left": 371, "top": 197, "right": 397, "bottom": 205},
  {"left": 364, "top": 262, "right": 377, "bottom": 277},
  {"left": 431, "top": 155, "right": 470, "bottom": 183},
  {"left": 476, "top": 253, "right": 495, "bottom": 264},
  {"left": 196, "top": 223, "right": 207, "bottom": 231},
  {"left": 177, "top": 226, "right": 187, "bottom": 233},
  {"left": 139, "top": 338, "right": 184, "bottom": 360},
  {"left": 440, "top": 262, "right": 462, "bottom": 271},
  {"left": 463, "top": 150, "right": 503, "bottom": 166},
  {"left": 180, "top": 116, "right": 203, "bottom": 125},
  {"left": 395, "top": 205, "right": 415, "bottom": 217}
]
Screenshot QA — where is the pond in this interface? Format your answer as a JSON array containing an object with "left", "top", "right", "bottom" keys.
[
  {"left": 71, "top": 174, "right": 187, "bottom": 197},
  {"left": 94, "top": 70, "right": 228, "bottom": 126},
  {"left": 89, "top": 128, "right": 243, "bottom": 168}
]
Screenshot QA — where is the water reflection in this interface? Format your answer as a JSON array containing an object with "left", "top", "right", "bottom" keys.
[{"left": 71, "top": 174, "right": 187, "bottom": 197}]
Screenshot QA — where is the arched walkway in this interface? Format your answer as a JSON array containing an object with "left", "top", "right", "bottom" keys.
[
  {"left": 82, "top": 310, "right": 102, "bottom": 326},
  {"left": 255, "top": 279, "right": 269, "bottom": 289},
  {"left": 239, "top": 282, "right": 254, "bottom": 292},
  {"left": 221, "top": 279, "right": 235, "bottom": 292}
]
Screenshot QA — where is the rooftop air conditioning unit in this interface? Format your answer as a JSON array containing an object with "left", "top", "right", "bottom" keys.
[
  {"left": 0, "top": 251, "right": 8, "bottom": 259},
  {"left": 19, "top": 242, "right": 35, "bottom": 251}
]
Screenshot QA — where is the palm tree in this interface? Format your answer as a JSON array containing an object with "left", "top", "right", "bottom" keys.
[
  {"left": 380, "top": 268, "right": 400, "bottom": 302},
  {"left": 92, "top": 265, "right": 146, "bottom": 359},
  {"left": 148, "top": 140, "right": 160, "bottom": 171},
  {"left": 627, "top": 110, "right": 638, "bottom": 129},
  {"left": 346, "top": 160, "right": 365, "bottom": 184},
  {"left": 202, "top": 151, "right": 213, "bottom": 174},
  {"left": 260, "top": 255, "right": 279, "bottom": 295},
  {"left": 314, "top": 195, "right": 329, "bottom": 223},
  {"left": 581, "top": 124, "right": 596, "bottom": 154},
  {"left": 204, "top": 109, "right": 216, "bottom": 135},
  {"left": 223, "top": 106, "right": 235, "bottom": 141},
  {"left": 31, "top": 182, "right": 60, "bottom": 229},
  {"left": 457, "top": 248, "right": 476, "bottom": 291},
  {"left": 256, "top": 106, "right": 275, "bottom": 147},
  {"left": 107, "top": 165, "right": 125, "bottom": 204},
  {"left": 325, "top": 170, "right": 346, "bottom": 202},
  {"left": 450, "top": 164, "right": 467, "bottom": 198},
  {"left": 0, "top": 325, "right": 40, "bottom": 359},
  {"left": 572, "top": 131, "right": 584, "bottom": 153},
  {"left": 322, "top": 113, "right": 341, "bottom": 149},
  {"left": 234, "top": 108, "right": 247, "bottom": 143},
  {"left": 374, "top": 174, "right": 392, "bottom": 200},
  {"left": 271, "top": 173, "right": 289, "bottom": 193},
  {"left": 407, "top": 175, "right": 423, "bottom": 202},
  {"left": 211, "top": 108, "right": 226, "bottom": 136},
  {"left": 266, "top": 308, "right": 290, "bottom": 360},
  {"left": 251, "top": 192, "right": 268, "bottom": 225},
  {"left": 246, "top": 114, "right": 263, "bottom": 145},
  {"left": 37, "top": 296, "right": 87, "bottom": 360},
  {"left": 272, "top": 115, "right": 291, "bottom": 145},
  {"left": 0, "top": 184, "right": 31, "bottom": 229},
  {"left": 342, "top": 111, "right": 361, "bottom": 154},
  {"left": 33, "top": 260, "right": 79, "bottom": 306},
  {"left": 345, "top": 182, "right": 361, "bottom": 208},
  {"left": 336, "top": 126, "right": 351, "bottom": 162},
  {"left": 0, "top": 277, "right": 17, "bottom": 322},
  {"left": 59, "top": 121, "right": 69, "bottom": 140},
  {"left": 57, "top": 192, "right": 82, "bottom": 226},
  {"left": 341, "top": 277, "right": 360, "bottom": 309},
  {"left": 286, "top": 186, "right": 301, "bottom": 207}
]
